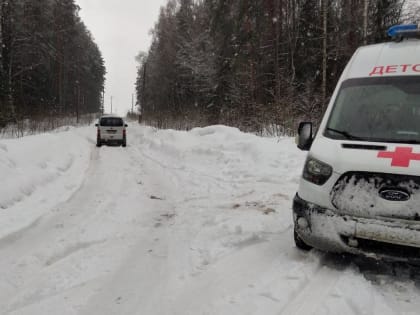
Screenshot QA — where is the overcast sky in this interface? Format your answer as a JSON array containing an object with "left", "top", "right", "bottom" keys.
[{"left": 75, "top": 0, "right": 168, "bottom": 115}]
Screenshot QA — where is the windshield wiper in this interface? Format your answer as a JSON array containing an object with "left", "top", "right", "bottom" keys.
[{"left": 326, "top": 128, "right": 364, "bottom": 141}]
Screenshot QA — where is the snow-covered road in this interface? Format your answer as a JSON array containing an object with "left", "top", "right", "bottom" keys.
[{"left": 1, "top": 124, "right": 420, "bottom": 315}]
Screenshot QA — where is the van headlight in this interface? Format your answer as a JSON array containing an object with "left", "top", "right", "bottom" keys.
[{"left": 303, "top": 157, "right": 333, "bottom": 185}]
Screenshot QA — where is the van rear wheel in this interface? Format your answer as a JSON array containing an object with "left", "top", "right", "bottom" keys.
[{"left": 294, "top": 227, "right": 312, "bottom": 251}]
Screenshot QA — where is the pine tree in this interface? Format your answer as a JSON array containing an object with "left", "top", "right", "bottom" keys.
[{"left": 135, "top": 0, "right": 410, "bottom": 131}]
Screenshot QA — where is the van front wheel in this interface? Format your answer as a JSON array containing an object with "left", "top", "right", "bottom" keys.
[{"left": 294, "top": 227, "right": 312, "bottom": 251}]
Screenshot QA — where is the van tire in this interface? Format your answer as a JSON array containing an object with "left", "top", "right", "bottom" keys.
[
  {"left": 96, "top": 141, "right": 102, "bottom": 147},
  {"left": 294, "top": 228, "right": 312, "bottom": 251}
]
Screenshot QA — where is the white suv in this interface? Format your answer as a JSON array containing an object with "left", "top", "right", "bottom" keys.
[
  {"left": 95, "top": 115, "right": 127, "bottom": 147},
  {"left": 294, "top": 25, "right": 420, "bottom": 262}
]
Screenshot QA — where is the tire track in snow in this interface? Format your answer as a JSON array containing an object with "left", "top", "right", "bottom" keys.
[
  {"left": 167, "top": 240, "right": 283, "bottom": 315},
  {"left": 0, "top": 144, "right": 126, "bottom": 313},
  {"left": 278, "top": 255, "right": 348, "bottom": 315}
]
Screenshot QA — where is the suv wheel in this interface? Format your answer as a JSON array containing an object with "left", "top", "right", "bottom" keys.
[{"left": 294, "top": 227, "right": 312, "bottom": 251}]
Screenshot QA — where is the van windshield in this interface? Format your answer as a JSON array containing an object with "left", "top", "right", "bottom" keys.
[
  {"left": 325, "top": 76, "right": 420, "bottom": 144},
  {"left": 100, "top": 117, "right": 124, "bottom": 127}
]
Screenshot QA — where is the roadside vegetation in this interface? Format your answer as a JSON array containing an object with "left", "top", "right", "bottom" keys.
[
  {"left": 136, "top": 0, "right": 416, "bottom": 135},
  {"left": 0, "top": 0, "right": 105, "bottom": 137}
]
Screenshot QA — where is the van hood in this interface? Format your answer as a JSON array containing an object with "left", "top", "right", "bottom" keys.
[
  {"left": 311, "top": 136, "right": 420, "bottom": 220},
  {"left": 311, "top": 136, "right": 420, "bottom": 176}
]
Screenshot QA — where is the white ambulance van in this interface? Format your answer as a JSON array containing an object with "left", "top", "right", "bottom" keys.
[{"left": 294, "top": 24, "right": 420, "bottom": 262}]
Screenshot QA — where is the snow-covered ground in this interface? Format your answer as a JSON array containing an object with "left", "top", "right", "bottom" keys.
[{"left": 1, "top": 124, "right": 420, "bottom": 315}]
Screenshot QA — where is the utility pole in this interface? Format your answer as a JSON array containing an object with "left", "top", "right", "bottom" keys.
[
  {"left": 76, "top": 80, "right": 80, "bottom": 124},
  {"left": 131, "top": 93, "right": 134, "bottom": 113},
  {"left": 101, "top": 88, "right": 105, "bottom": 114},
  {"left": 110, "top": 96, "right": 113, "bottom": 114},
  {"left": 142, "top": 62, "right": 147, "bottom": 113}
]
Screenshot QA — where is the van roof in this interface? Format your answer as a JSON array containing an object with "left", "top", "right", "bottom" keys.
[{"left": 344, "top": 39, "right": 420, "bottom": 80}]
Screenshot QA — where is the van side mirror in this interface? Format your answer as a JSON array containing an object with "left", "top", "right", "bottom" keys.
[
  {"left": 297, "top": 122, "right": 313, "bottom": 151},
  {"left": 125, "top": 124, "right": 128, "bottom": 127},
  {"left": 95, "top": 123, "right": 98, "bottom": 127}
]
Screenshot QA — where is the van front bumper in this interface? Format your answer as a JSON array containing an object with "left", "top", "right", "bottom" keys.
[{"left": 293, "top": 194, "right": 420, "bottom": 262}]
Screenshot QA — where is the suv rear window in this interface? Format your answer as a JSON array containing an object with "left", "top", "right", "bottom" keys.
[{"left": 100, "top": 117, "right": 124, "bottom": 127}]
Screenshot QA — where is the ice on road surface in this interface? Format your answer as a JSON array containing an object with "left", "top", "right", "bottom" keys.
[{"left": 0, "top": 124, "right": 419, "bottom": 315}]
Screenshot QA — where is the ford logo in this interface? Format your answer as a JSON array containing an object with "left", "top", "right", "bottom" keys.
[{"left": 379, "top": 188, "right": 410, "bottom": 202}]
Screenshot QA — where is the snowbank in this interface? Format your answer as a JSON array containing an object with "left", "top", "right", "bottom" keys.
[{"left": 0, "top": 127, "right": 93, "bottom": 239}]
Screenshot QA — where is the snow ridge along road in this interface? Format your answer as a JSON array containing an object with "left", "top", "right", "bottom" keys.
[{"left": 0, "top": 124, "right": 420, "bottom": 315}]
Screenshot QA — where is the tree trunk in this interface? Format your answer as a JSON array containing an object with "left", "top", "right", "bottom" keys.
[
  {"left": 0, "top": 1, "right": 3, "bottom": 120},
  {"left": 274, "top": 0, "right": 281, "bottom": 106},
  {"left": 363, "top": 0, "right": 369, "bottom": 45},
  {"left": 322, "top": 0, "right": 328, "bottom": 112},
  {"left": 7, "top": 49, "right": 14, "bottom": 119},
  {"left": 1, "top": 0, "right": 14, "bottom": 120}
]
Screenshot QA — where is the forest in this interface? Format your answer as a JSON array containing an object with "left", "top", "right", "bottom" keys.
[
  {"left": 136, "top": 0, "right": 419, "bottom": 134},
  {"left": 0, "top": 0, "right": 105, "bottom": 134}
]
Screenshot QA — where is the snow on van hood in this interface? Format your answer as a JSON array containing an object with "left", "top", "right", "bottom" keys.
[{"left": 331, "top": 174, "right": 420, "bottom": 220}]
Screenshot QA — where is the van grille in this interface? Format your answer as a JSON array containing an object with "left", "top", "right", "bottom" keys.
[{"left": 331, "top": 172, "right": 420, "bottom": 219}]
